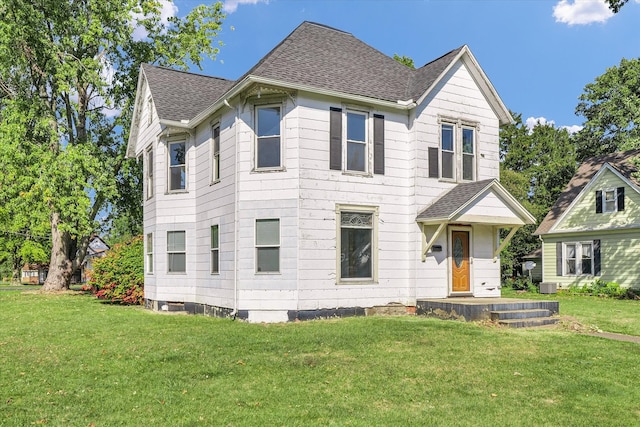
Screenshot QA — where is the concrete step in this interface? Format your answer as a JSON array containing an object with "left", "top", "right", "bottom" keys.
[
  {"left": 498, "top": 317, "right": 559, "bottom": 328},
  {"left": 491, "top": 309, "right": 552, "bottom": 321}
]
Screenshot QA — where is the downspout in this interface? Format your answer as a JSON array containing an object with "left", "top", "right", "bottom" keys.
[{"left": 225, "top": 98, "right": 239, "bottom": 320}]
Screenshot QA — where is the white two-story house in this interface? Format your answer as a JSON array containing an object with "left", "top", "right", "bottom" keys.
[{"left": 127, "top": 22, "right": 534, "bottom": 322}]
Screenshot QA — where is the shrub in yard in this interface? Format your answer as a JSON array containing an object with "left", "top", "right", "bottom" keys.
[
  {"left": 502, "top": 276, "right": 538, "bottom": 293},
  {"left": 86, "top": 235, "right": 144, "bottom": 305},
  {"left": 566, "top": 279, "right": 625, "bottom": 298}
]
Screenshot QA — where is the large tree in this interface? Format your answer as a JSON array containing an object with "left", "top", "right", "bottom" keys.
[
  {"left": 499, "top": 113, "right": 577, "bottom": 278},
  {"left": 605, "top": 0, "right": 630, "bottom": 13},
  {"left": 0, "top": 0, "right": 225, "bottom": 290},
  {"left": 574, "top": 57, "right": 640, "bottom": 161}
]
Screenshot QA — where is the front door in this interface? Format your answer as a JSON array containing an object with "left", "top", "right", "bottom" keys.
[{"left": 451, "top": 230, "right": 470, "bottom": 293}]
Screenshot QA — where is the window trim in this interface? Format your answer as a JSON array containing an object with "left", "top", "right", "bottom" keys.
[
  {"left": 146, "top": 147, "right": 154, "bottom": 200},
  {"left": 147, "top": 97, "right": 153, "bottom": 126},
  {"left": 255, "top": 218, "right": 280, "bottom": 274},
  {"left": 603, "top": 188, "right": 617, "bottom": 213},
  {"left": 562, "top": 241, "right": 594, "bottom": 276},
  {"left": 254, "top": 104, "right": 283, "bottom": 171},
  {"left": 210, "top": 225, "right": 219, "bottom": 275},
  {"left": 437, "top": 118, "right": 478, "bottom": 182},
  {"left": 167, "top": 230, "right": 186, "bottom": 274},
  {"left": 336, "top": 204, "right": 379, "bottom": 285},
  {"left": 211, "top": 123, "right": 221, "bottom": 185},
  {"left": 146, "top": 233, "right": 153, "bottom": 274},
  {"left": 167, "top": 139, "right": 187, "bottom": 193}
]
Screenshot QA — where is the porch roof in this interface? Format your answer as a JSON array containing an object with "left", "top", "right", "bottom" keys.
[{"left": 416, "top": 179, "right": 535, "bottom": 226}]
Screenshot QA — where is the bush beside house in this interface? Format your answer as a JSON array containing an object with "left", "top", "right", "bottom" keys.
[{"left": 85, "top": 236, "right": 143, "bottom": 305}]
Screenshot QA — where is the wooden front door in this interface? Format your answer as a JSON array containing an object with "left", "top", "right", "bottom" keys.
[{"left": 451, "top": 230, "right": 470, "bottom": 293}]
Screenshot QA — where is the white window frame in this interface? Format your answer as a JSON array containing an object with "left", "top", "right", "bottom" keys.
[
  {"left": 167, "top": 231, "right": 186, "bottom": 274},
  {"left": 563, "top": 241, "right": 594, "bottom": 276},
  {"left": 211, "top": 124, "right": 220, "bottom": 184},
  {"left": 603, "top": 188, "right": 617, "bottom": 213},
  {"left": 255, "top": 104, "right": 283, "bottom": 171},
  {"left": 336, "top": 204, "right": 379, "bottom": 284},
  {"left": 167, "top": 139, "right": 187, "bottom": 192},
  {"left": 211, "top": 225, "right": 219, "bottom": 274},
  {"left": 255, "top": 218, "right": 280, "bottom": 274},
  {"left": 146, "top": 147, "right": 154, "bottom": 200},
  {"left": 344, "top": 110, "right": 369, "bottom": 174},
  {"left": 439, "top": 119, "right": 477, "bottom": 182},
  {"left": 146, "top": 233, "right": 153, "bottom": 274}
]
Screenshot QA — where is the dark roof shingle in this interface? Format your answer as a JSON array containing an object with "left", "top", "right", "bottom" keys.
[{"left": 417, "top": 179, "right": 495, "bottom": 220}]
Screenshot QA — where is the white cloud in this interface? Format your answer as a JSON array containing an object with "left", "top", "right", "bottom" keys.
[
  {"left": 223, "top": 0, "right": 269, "bottom": 13},
  {"left": 131, "top": 0, "right": 179, "bottom": 41},
  {"left": 526, "top": 116, "right": 555, "bottom": 131},
  {"left": 553, "top": 0, "right": 613, "bottom": 25},
  {"left": 562, "top": 124, "right": 583, "bottom": 134}
]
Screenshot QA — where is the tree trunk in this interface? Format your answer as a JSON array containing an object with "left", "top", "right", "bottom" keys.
[{"left": 42, "top": 212, "right": 73, "bottom": 291}]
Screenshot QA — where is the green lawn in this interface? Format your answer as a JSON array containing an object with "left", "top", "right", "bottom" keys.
[
  {"left": 1, "top": 292, "right": 639, "bottom": 426},
  {"left": 502, "top": 287, "right": 640, "bottom": 336}
]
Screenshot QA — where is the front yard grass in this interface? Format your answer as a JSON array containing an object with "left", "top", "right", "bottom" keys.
[
  {"left": 502, "top": 287, "right": 640, "bottom": 336},
  {"left": 1, "top": 291, "right": 639, "bottom": 426}
]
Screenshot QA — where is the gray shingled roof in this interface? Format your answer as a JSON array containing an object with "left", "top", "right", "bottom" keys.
[
  {"left": 535, "top": 149, "right": 640, "bottom": 235},
  {"left": 416, "top": 179, "right": 496, "bottom": 221},
  {"left": 141, "top": 63, "right": 234, "bottom": 122},
  {"left": 143, "top": 22, "right": 465, "bottom": 122}
]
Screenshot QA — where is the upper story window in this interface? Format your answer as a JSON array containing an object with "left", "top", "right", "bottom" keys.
[
  {"left": 329, "top": 107, "right": 384, "bottom": 175},
  {"left": 147, "top": 97, "right": 153, "bottom": 126},
  {"left": 211, "top": 124, "right": 220, "bottom": 184},
  {"left": 429, "top": 120, "right": 477, "bottom": 182},
  {"left": 596, "top": 187, "right": 624, "bottom": 213},
  {"left": 255, "top": 105, "right": 282, "bottom": 170},
  {"left": 168, "top": 140, "right": 186, "bottom": 192},
  {"left": 146, "top": 147, "right": 154, "bottom": 200}
]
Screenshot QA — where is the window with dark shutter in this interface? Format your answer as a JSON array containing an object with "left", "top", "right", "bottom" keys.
[
  {"left": 594, "top": 239, "right": 601, "bottom": 276},
  {"left": 595, "top": 190, "right": 603, "bottom": 213},
  {"left": 428, "top": 147, "right": 439, "bottom": 178},
  {"left": 617, "top": 187, "right": 625, "bottom": 211},
  {"left": 329, "top": 107, "right": 342, "bottom": 170},
  {"left": 556, "top": 242, "right": 563, "bottom": 276},
  {"left": 373, "top": 114, "right": 384, "bottom": 175}
]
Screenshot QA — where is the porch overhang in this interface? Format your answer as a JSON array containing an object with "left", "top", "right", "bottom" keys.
[{"left": 417, "top": 179, "right": 536, "bottom": 261}]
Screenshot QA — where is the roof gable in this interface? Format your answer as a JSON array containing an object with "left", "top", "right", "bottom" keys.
[{"left": 535, "top": 149, "right": 640, "bottom": 235}]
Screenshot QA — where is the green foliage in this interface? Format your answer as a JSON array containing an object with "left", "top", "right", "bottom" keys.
[
  {"left": 86, "top": 236, "right": 143, "bottom": 305},
  {"left": 502, "top": 276, "right": 538, "bottom": 293},
  {"left": 0, "top": 0, "right": 225, "bottom": 289},
  {"left": 574, "top": 57, "right": 640, "bottom": 160},
  {"left": 499, "top": 112, "right": 577, "bottom": 280},
  {"left": 566, "top": 279, "right": 627, "bottom": 298},
  {"left": 393, "top": 53, "right": 415, "bottom": 69},
  {"left": 605, "top": 0, "right": 629, "bottom": 13}
]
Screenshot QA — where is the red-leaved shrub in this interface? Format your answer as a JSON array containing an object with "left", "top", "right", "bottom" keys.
[{"left": 86, "top": 236, "right": 144, "bottom": 305}]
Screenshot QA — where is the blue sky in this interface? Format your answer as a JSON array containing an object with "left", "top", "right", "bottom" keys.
[{"left": 170, "top": 0, "right": 640, "bottom": 132}]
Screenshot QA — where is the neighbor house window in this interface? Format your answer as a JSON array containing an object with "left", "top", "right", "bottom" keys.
[
  {"left": 167, "top": 231, "right": 186, "bottom": 273},
  {"left": 255, "top": 105, "right": 281, "bottom": 169},
  {"left": 596, "top": 187, "right": 625, "bottom": 214},
  {"left": 168, "top": 140, "right": 186, "bottom": 191},
  {"left": 564, "top": 242, "right": 593, "bottom": 276},
  {"left": 337, "top": 206, "right": 378, "bottom": 283},
  {"left": 211, "top": 225, "right": 219, "bottom": 274},
  {"left": 146, "top": 233, "right": 153, "bottom": 274},
  {"left": 146, "top": 148, "right": 154, "bottom": 199},
  {"left": 211, "top": 125, "right": 220, "bottom": 183},
  {"left": 430, "top": 121, "right": 477, "bottom": 182},
  {"left": 255, "top": 219, "right": 279, "bottom": 273}
]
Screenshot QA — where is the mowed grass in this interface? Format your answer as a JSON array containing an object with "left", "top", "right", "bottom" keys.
[{"left": 1, "top": 292, "right": 639, "bottom": 426}]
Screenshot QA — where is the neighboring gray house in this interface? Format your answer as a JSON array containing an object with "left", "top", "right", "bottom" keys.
[{"left": 127, "top": 22, "right": 534, "bottom": 322}]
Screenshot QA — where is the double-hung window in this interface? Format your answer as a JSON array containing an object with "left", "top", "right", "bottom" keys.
[
  {"left": 255, "top": 219, "right": 280, "bottom": 273},
  {"left": 167, "top": 231, "right": 186, "bottom": 273},
  {"left": 329, "top": 108, "right": 385, "bottom": 175},
  {"left": 168, "top": 140, "right": 186, "bottom": 191},
  {"left": 596, "top": 187, "right": 624, "bottom": 213},
  {"left": 564, "top": 242, "right": 593, "bottom": 276},
  {"left": 211, "top": 225, "right": 219, "bottom": 274},
  {"left": 211, "top": 125, "right": 220, "bottom": 183},
  {"left": 146, "top": 148, "right": 154, "bottom": 199},
  {"left": 337, "top": 206, "right": 378, "bottom": 283},
  {"left": 346, "top": 111, "right": 367, "bottom": 172},
  {"left": 429, "top": 121, "right": 477, "bottom": 182},
  {"left": 146, "top": 233, "right": 153, "bottom": 274},
  {"left": 256, "top": 105, "right": 281, "bottom": 169}
]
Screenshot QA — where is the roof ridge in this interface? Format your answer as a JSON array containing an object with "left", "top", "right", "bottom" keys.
[{"left": 141, "top": 63, "right": 234, "bottom": 83}]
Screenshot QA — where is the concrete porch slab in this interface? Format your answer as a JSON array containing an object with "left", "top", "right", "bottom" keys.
[{"left": 417, "top": 298, "right": 559, "bottom": 322}]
